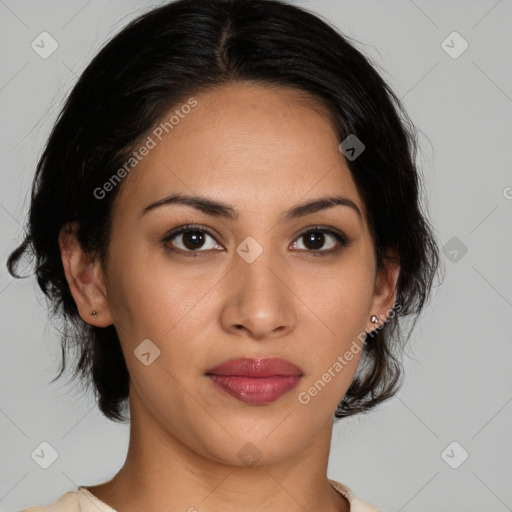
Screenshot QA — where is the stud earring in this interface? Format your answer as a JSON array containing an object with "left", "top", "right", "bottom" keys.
[
  {"left": 370, "top": 315, "right": 379, "bottom": 324},
  {"left": 90, "top": 310, "right": 98, "bottom": 318}
]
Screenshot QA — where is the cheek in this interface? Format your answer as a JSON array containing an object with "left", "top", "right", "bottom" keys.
[
  {"left": 295, "top": 256, "right": 373, "bottom": 391},
  {"left": 298, "top": 253, "right": 375, "bottom": 332},
  {"left": 105, "top": 240, "right": 207, "bottom": 336}
]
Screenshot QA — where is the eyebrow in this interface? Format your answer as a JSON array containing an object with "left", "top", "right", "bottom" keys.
[{"left": 140, "top": 192, "right": 362, "bottom": 222}]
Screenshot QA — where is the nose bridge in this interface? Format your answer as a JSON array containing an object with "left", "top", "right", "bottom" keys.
[
  {"left": 235, "top": 240, "right": 285, "bottom": 305},
  {"left": 220, "top": 238, "right": 296, "bottom": 338}
]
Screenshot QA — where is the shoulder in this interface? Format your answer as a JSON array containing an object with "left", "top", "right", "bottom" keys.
[
  {"left": 328, "top": 478, "right": 384, "bottom": 512},
  {"left": 18, "top": 487, "right": 117, "bottom": 512},
  {"left": 17, "top": 490, "right": 81, "bottom": 512},
  {"left": 21, "top": 482, "right": 381, "bottom": 512}
]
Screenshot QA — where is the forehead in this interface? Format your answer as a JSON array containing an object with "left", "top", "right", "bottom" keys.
[{"left": 113, "top": 83, "right": 366, "bottom": 222}]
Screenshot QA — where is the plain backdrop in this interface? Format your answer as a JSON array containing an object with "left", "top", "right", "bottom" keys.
[{"left": 1, "top": 1, "right": 511, "bottom": 511}]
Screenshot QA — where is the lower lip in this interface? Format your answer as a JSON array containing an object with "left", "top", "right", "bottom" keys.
[{"left": 207, "top": 375, "right": 302, "bottom": 405}]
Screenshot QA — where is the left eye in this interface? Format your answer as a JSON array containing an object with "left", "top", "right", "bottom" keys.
[{"left": 291, "top": 228, "right": 347, "bottom": 254}]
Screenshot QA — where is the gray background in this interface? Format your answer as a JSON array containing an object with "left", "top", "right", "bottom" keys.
[{"left": 1, "top": 1, "right": 511, "bottom": 511}]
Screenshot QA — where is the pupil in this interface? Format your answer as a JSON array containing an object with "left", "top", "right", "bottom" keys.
[
  {"left": 184, "top": 230, "right": 204, "bottom": 250},
  {"left": 304, "top": 231, "right": 324, "bottom": 250}
]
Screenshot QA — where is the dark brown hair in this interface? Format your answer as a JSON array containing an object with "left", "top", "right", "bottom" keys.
[{"left": 7, "top": 0, "right": 442, "bottom": 422}]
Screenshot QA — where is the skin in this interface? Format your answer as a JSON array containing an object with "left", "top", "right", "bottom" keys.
[{"left": 59, "top": 82, "right": 399, "bottom": 512}]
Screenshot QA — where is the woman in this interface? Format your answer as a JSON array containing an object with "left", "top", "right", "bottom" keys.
[{"left": 8, "top": 0, "right": 441, "bottom": 510}]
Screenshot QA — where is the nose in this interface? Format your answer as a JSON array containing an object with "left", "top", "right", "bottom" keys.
[{"left": 219, "top": 247, "right": 297, "bottom": 341}]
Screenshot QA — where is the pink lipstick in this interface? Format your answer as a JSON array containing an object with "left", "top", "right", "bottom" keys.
[{"left": 206, "top": 358, "right": 303, "bottom": 405}]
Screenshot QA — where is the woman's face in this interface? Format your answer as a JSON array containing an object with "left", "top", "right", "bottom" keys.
[{"left": 80, "top": 83, "right": 398, "bottom": 466}]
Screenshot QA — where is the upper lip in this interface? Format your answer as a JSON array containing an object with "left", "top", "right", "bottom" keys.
[{"left": 206, "top": 358, "right": 304, "bottom": 377}]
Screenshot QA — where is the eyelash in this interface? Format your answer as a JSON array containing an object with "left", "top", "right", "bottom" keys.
[{"left": 160, "top": 224, "right": 351, "bottom": 258}]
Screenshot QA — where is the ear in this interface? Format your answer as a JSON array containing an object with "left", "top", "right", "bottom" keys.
[
  {"left": 367, "top": 251, "right": 400, "bottom": 332},
  {"left": 58, "top": 221, "right": 114, "bottom": 328}
]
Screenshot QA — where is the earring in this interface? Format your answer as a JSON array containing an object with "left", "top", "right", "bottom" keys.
[
  {"left": 370, "top": 314, "right": 379, "bottom": 324},
  {"left": 90, "top": 310, "right": 98, "bottom": 318}
]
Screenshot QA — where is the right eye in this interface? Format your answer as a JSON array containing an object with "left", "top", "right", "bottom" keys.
[{"left": 161, "top": 224, "right": 224, "bottom": 256}]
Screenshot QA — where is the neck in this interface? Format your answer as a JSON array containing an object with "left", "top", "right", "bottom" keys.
[{"left": 87, "top": 391, "right": 349, "bottom": 512}]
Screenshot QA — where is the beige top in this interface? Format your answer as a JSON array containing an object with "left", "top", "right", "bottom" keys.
[{"left": 18, "top": 479, "right": 382, "bottom": 512}]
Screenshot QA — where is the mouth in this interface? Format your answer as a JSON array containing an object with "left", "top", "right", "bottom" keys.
[{"left": 205, "top": 358, "right": 304, "bottom": 405}]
